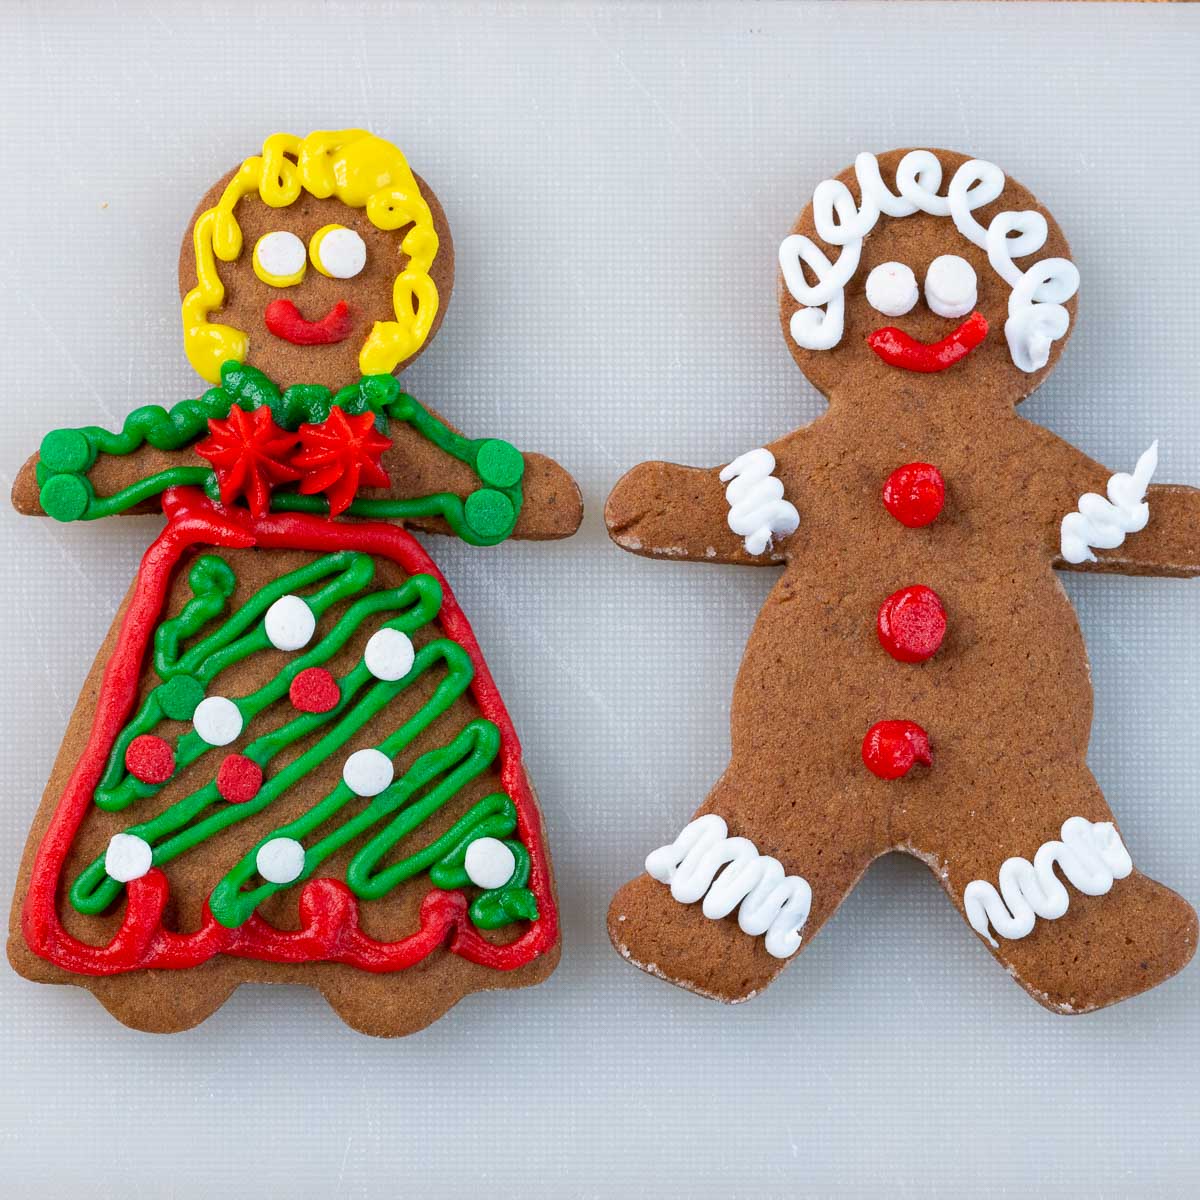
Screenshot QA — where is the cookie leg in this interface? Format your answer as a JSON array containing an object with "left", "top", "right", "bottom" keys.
[
  {"left": 925, "top": 771, "right": 1198, "bottom": 1013},
  {"left": 608, "top": 765, "right": 886, "bottom": 1002}
]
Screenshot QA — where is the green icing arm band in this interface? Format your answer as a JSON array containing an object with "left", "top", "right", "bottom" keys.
[{"left": 34, "top": 361, "right": 525, "bottom": 545}]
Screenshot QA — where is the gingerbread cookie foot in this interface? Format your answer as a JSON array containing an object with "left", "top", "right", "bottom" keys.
[
  {"left": 977, "top": 871, "right": 1198, "bottom": 1014},
  {"left": 608, "top": 874, "right": 786, "bottom": 1003}
]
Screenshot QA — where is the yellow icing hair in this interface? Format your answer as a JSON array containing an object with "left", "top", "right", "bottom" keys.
[{"left": 181, "top": 129, "right": 439, "bottom": 384}]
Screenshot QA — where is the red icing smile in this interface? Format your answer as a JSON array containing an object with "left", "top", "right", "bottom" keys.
[
  {"left": 867, "top": 312, "right": 988, "bottom": 373},
  {"left": 264, "top": 298, "right": 354, "bottom": 345}
]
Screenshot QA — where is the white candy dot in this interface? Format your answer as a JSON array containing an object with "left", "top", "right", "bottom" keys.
[
  {"left": 264, "top": 594, "right": 316, "bottom": 651},
  {"left": 364, "top": 628, "right": 416, "bottom": 681},
  {"left": 865, "top": 261, "right": 918, "bottom": 317},
  {"left": 925, "top": 254, "right": 978, "bottom": 318},
  {"left": 315, "top": 226, "right": 367, "bottom": 279},
  {"left": 105, "top": 833, "right": 153, "bottom": 883},
  {"left": 464, "top": 837, "right": 517, "bottom": 890},
  {"left": 342, "top": 748, "right": 395, "bottom": 797},
  {"left": 254, "top": 230, "right": 306, "bottom": 279},
  {"left": 256, "top": 837, "right": 306, "bottom": 884},
  {"left": 193, "top": 696, "right": 243, "bottom": 746}
]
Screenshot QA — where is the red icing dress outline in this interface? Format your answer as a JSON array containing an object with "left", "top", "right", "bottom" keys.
[{"left": 21, "top": 488, "right": 557, "bottom": 976}]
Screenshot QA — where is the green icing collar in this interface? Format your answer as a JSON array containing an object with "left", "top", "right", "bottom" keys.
[{"left": 35, "top": 361, "right": 524, "bottom": 545}]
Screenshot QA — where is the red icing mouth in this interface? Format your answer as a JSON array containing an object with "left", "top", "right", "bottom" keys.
[
  {"left": 867, "top": 312, "right": 988, "bottom": 373},
  {"left": 264, "top": 299, "right": 354, "bottom": 345}
]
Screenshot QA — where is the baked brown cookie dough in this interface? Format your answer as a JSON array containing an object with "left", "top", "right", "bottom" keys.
[
  {"left": 9, "top": 129, "right": 581, "bottom": 1035},
  {"left": 606, "top": 148, "right": 1200, "bottom": 1015}
]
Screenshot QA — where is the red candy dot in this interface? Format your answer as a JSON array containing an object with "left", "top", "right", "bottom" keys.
[
  {"left": 882, "top": 462, "right": 945, "bottom": 527},
  {"left": 217, "top": 754, "right": 263, "bottom": 803},
  {"left": 125, "top": 734, "right": 175, "bottom": 784},
  {"left": 877, "top": 585, "right": 947, "bottom": 663},
  {"left": 862, "top": 720, "right": 932, "bottom": 780},
  {"left": 289, "top": 667, "right": 340, "bottom": 713}
]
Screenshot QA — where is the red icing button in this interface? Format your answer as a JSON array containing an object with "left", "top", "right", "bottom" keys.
[
  {"left": 882, "top": 462, "right": 945, "bottom": 527},
  {"left": 125, "top": 734, "right": 175, "bottom": 784},
  {"left": 289, "top": 667, "right": 340, "bottom": 713},
  {"left": 862, "top": 720, "right": 932, "bottom": 780},
  {"left": 877, "top": 585, "right": 946, "bottom": 663},
  {"left": 217, "top": 754, "right": 263, "bottom": 804}
]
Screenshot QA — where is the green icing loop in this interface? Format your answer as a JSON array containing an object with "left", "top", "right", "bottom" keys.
[
  {"left": 212, "top": 720, "right": 509, "bottom": 926},
  {"left": 93, "top": 551, "right": 413, "bottom": 813},
  {"left": 35, "top": 361, "right": 525, "bottom": 544},
  {"left": 68, "top": 550, "right": 532, "bottom": 934},
  {"left": 428, "top": 825, "right": 538, "bottom": 929}
]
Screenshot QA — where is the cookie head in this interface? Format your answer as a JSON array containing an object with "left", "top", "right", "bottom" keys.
[
  {"left": 778, "top": 148, "right": 1078, "bottom": 403},
  {"left": 180, "top": 130, "right": 453, "bottom": 389}
]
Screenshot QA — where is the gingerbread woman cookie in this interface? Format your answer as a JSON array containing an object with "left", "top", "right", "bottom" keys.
[
  {"left": 8, "top": 129, "right": 582, "bottom": 1035},
  {"left": 605, "top": 148, "right": 1199, "bottom": 1014}
]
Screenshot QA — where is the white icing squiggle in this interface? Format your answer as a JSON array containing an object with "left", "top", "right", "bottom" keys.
[
  {"left": 645, "top": 814, "right": 813, "bottom": 959},
  {"left": 1060, "top": 442, "right": 1157, "bottom": 565},
  {"left": 963, "top": 817, "right": 1133, "bottom": 948},
  {"left": 719, "top": 448, "right": 799, "bottom": 556},
  {"left": 778, "top": 150, "right": 1080, "bottom": 371}
]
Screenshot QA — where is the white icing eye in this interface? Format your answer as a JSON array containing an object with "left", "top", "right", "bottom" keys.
[
  {"left": 865, "top": 262, "right": 918, "bottom": 317},
  {"left": 310, "top": 224, "right": 367, "bottom": 279},
  {"left": 925, "top": 255, "right": 977, "bottom": 318},
  {"left": 253, "top": 231, "right": 307, "bottom": 287}
]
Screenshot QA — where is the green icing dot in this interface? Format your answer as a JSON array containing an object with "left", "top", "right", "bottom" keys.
[
  {"left": 158, "top": 674, "right": 205, "bottom": 721},
  {"left": 40, "top": 474, "right": 90, "bottom": 522},
  {"left": 475, "top": 439, "right": 524, "bottom": 489},
  {"left": 40, "top": 428, "right": 92, "bottom": 473},
  {"left": 464, "top": 488, "right": 515, "bottom": 539}
]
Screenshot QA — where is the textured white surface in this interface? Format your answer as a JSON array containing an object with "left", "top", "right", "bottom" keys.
[{"left": 1, "top": 2, "right": 1198, "bottom": 1197}]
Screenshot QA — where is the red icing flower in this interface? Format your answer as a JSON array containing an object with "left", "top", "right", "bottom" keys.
[
  {"left": 195, "top": 406, "right": 300, "bottom": 518},
  {"left": 291, "top": 406, "right": 392, "bottom": 517}
]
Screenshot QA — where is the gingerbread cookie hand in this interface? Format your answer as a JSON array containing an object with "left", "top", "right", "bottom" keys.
[
  {"left": 605, "top": 428, "right": 816, "bottom": 565},
  {"left": 607, "top": 147, "right": 1197, "bottom": 1014},
  {"left": 1046, "top": 436, "right": 1200, "bottom": 577}
]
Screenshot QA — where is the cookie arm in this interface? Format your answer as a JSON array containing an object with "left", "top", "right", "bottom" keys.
[
  {"left": 1078, "top": 483, "right": 1200, "bottom": 578},
  {"left": 1035, "top": 429, "right": 1200, "bottom": 578},
  {"left": 14, "top": 393, "right": 583, "bottom": 544},
  {"left": 606, "top": 432, "right": 808, "bottom": 565}
]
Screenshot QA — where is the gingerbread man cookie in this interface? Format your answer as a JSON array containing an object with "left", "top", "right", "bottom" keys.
[
  {"left": 606, "top": 148, "right": 1199, "bottom": 1014},
  {"left": 8, "top": 129, "right": 582, "bottom": 1035}
]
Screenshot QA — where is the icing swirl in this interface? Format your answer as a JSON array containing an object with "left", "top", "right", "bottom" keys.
[
  {"left": 1060, "top": 442, "right": 1157, "bottom": 565},
  {"left": 963, "top": 817, "right": 1133, "bottom": 947},
  {"left": 645, "top": 814, "right": 812, "bottom": 959},
  {"left": 719, "top": 448, "right": 799, "bottom": 556}
]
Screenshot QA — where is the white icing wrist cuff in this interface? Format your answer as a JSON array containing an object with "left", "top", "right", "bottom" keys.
[
  {"left": 719, "top": 448, "right": 799, "bottom": 556},
  {"left": 1060, "top": 442, "right": 1157, "bottom": 565}
]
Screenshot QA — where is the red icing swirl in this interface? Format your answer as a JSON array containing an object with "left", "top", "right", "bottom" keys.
[
  {"left": 882, "top": 462, "right": 945, "bottom": 527},
  {"left": 877, "top": 585, "right": 946, "bottom": 663}
]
